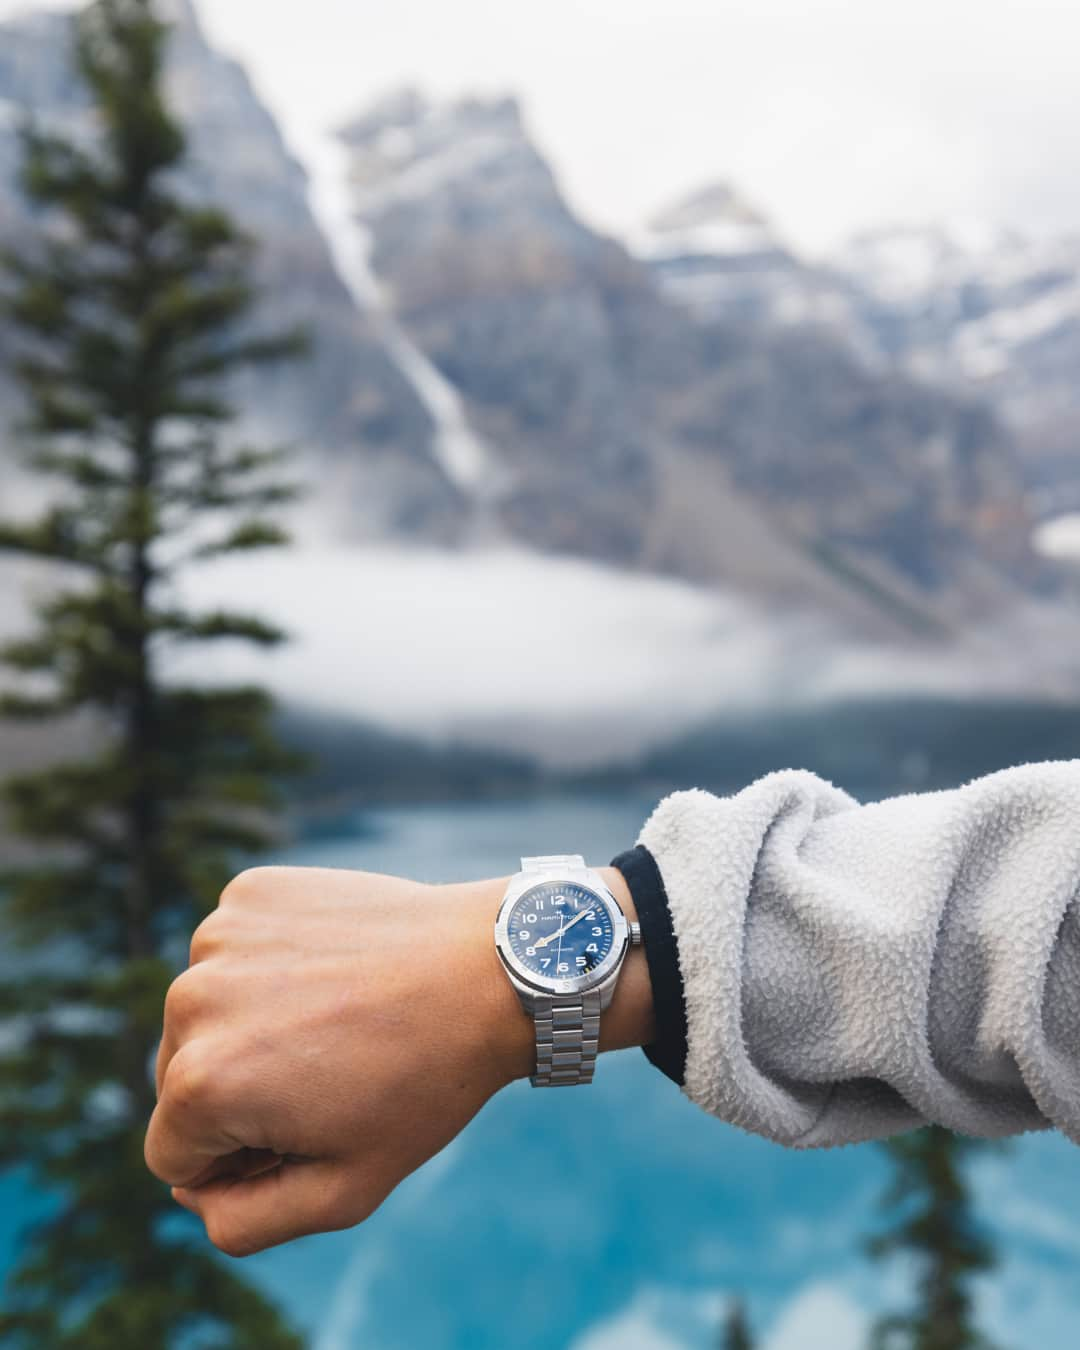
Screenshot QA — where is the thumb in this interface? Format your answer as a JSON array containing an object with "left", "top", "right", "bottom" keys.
[{"left": 175, "top": 1157, "right": 357, "bottom": 1256}]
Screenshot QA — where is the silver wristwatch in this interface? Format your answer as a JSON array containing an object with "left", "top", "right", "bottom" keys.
[{"left": 494, "top": 854, "right": 641, "bottom": 1087}]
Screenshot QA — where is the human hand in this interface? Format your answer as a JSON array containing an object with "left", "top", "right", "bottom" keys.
[{"left": 144, "top": 865, "right": 651, "bottom": 1256}]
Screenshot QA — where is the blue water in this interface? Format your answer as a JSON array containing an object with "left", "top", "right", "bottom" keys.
[{"left": 5, "top": 791, "right": 1080, "bottom": 1348}]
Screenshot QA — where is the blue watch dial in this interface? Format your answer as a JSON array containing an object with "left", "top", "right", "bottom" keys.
[{"left": 507, "top": 882, "right": 616, "bottom": 982}]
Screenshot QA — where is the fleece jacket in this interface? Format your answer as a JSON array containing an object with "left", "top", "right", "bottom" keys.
[{"left": 615, "top": 764, "right": 1080, "bottom": 1147}]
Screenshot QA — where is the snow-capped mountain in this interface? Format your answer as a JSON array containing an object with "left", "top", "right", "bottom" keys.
[
  {"left": 632, "top": 182, "right": 861, "bottom": 337},
  {"left": 635, "top": 185, "right": 1080, "bottom": 516},
  {"left": 336, "top": 89, "right": 666, "bottom": 571},
  {"left": 833, "top": 224, "right": 1080, "bottom": 506},
  {"left": 0, "top": 2, "right": 1056, "bottom": 647},
  {"left": 339, "top": 90, "right": 1036, "bottom": 621}
]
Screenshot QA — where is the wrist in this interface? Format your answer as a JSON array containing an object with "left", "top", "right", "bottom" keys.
[
  {"left": 595, "top": 866, "right": 656, "bottom": 1056},
  {"left": 455, "top": 866, "right": 656, "bottom": 1087}
]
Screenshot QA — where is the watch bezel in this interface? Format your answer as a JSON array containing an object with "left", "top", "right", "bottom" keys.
[{"left": 494, "top": 872, "right": 630, "bottom": 997}]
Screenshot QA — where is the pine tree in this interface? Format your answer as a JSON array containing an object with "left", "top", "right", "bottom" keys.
[
  {"left": 0, "top": 1, "right": 305, "bottom": 1344},
  {"left": 868, "top": 1128, "right": 1001, "bottom": 1350},
  {"left": 720, "top": 1296, "right": 754, "bottom": 1350}
]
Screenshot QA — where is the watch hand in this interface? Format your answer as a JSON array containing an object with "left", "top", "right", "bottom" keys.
[
  {"left": 534, "top": 920, "right": 566, "bottom": 950},
  {"left": 535, "top": 905, "right": 593, "bottom": 948}
]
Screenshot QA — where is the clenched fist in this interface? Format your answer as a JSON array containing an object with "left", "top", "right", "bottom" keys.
[{"left": 145, "top": 865, "right": 652, "bottom": 1256}]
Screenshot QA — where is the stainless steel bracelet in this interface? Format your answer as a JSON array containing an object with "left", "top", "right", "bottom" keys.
[
  {"left": 521, "top": 855, "right": 588, "bottom": 874},
  {"left": 530, "top": 989, "right": 601, "bottom": 1087},
  {"left": 520, "top": 855, "right": 599, "bottom": 1087}
]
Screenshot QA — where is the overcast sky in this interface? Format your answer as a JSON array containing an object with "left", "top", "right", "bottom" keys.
[{"left": 4, "top": 0, "right": 1080, "bottom": 254}]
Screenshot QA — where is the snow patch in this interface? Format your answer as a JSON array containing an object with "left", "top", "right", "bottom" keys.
[
  {"left": 836, "top": 220, "right": 1025, "bottom": 306},
  {"left": 300, "top": 128, "right": 498, "bottom": 502},
  {"left": 346, "top": 125, "right": 514, "bottom": 215},
  {"left": 952, "top": 277, "right": 1080, "bottom": 373},
  {"left": 633, "top": 219, "right": 779, "bottom": 263}
]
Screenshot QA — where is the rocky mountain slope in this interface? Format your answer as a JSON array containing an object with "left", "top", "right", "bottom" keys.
[
  {"left": 637, "top": 182, "right": 1080, "bottom": 520},
  {"left": 342, "top": 92, "right": 1037, "bottom": 623},
  {"left": 837, "top": 224, "right": 1080, "bottom": 508},
  {"left": 0, "top": 0, "right": 466, "bottom": 541}
]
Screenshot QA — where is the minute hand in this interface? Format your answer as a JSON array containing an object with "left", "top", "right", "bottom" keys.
[{"left": 535, "top": 905, "right": 594, "bottom": 948}]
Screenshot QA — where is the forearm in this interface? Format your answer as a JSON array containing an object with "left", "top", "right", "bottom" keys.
[
  {"left": 146, "top": 762, "right": 1080, "bottom": 1258},
  {"left": 632, "top": 764, "right": 1080, "bottom": 1147}
]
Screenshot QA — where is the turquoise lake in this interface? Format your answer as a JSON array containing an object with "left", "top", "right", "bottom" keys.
[{"left": 4, "top": 787, "right": 1080, "bottom": 1348}]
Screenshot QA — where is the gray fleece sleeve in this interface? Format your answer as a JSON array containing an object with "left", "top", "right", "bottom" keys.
[{"left": 638, "top": 763, "right": 1080, "bottom": 1148}]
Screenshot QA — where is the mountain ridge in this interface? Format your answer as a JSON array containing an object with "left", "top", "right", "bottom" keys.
[
  {"left": 636, "top": 180, "right": 1080, "bottom": 518},
  {"left": 0, "top": 4, "right": 470, "bottom": 543},
  {"left": 339, "top": 86, "right": 1040, "bottom": 625},
  {"left": 0, "top": 4, "right": 1060, "bottom": 653}
]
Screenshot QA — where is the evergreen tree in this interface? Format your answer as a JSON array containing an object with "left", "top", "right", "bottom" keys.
[
  {"left": 868, "top": 1128, "right": 1001, "bottom": 1350},
  {"left": 0, "top": 1, "right": 305, "bottom": 1343},
  {"left": 720, "top": 1296, "right": 754, "bottom": 1350}
]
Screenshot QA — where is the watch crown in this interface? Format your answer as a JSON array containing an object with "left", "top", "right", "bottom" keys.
[{"left": 630, "top": 922, "right": 642, "bottom": 948}]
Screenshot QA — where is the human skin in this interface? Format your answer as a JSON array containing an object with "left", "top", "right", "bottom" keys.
[{"left": 144, "top": 865, "right": 655, "bottom": 1257}]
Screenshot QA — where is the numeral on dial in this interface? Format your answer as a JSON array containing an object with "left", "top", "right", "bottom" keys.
[{"left": 510, "top": 882, "right": 613, "bottom": 982}]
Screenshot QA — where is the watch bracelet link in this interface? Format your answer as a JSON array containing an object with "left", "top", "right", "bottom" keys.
[
  {"left": 520, "top": 855, "right": 598, "bottom": 1088},
  {"left": 530, "top": 989, "right": 601, "bottom": 1087}
]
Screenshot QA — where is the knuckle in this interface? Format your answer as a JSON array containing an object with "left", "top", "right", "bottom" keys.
[
  {"left": 163, "top": 1042, "right": 216, "bottom": 1115},
  {"left": 163, "top": 969, "right": 206, "bottom": 1028},
  {"left": 143, "top": 1112, "right": 168, "bottom": 1180},
  {"left": 188, "top": 913, "right": 225, "bottom": 964},
  {"left": 218, "top": 866, "right": 277, "bottom": 910},
  {"left": 154, "top": 1039, "right": 170, "bottom": 1099}
]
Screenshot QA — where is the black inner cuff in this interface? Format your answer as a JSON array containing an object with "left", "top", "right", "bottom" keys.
[{"left": 611, "top": 844, "right": 688, "bottom": 1087}]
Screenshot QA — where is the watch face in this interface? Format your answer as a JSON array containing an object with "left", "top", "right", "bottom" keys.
[{"left": 505, "top": 881, "right": 616, "bottom": 985}]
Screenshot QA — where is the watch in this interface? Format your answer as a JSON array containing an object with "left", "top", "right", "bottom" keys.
[{"left": 494, "top": 854, "right": 641, "bottom": 1087}]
